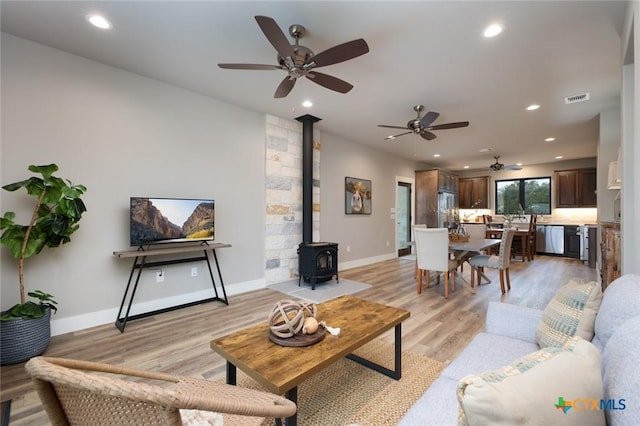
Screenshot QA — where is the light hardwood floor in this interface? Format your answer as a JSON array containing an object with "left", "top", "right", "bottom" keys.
[{"left": 1, "top": 255, "right": 596, "bottom": 424}]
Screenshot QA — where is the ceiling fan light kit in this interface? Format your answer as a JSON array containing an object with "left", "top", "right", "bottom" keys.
[
  {"left": 218, "top": 16, "right": 369, "bottom": 98},
  {"left": 489, "top": 156, "right": 522, "bottom": 172}
]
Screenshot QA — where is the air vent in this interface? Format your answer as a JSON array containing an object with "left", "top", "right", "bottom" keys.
[{"left": 564, "top": 93, "right": 590, "bottom": 104}]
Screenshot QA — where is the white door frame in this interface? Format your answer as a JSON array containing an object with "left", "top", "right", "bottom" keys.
[{"left": 395, "top": 175, "right": 416, "bottom": 257}]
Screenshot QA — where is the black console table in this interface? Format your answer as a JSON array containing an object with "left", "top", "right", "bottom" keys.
[{"left": 112, "top": 242, "right": 231, "bottom": 332}]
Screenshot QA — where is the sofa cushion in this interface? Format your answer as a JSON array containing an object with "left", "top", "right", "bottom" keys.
[
  {"left": 441, "top": 332, "right": 539, "bottom": 381},
  {"left": 397, "top": 376, "right": 460, "bottom": 426},
  {"left": 457, "top": 336, "right": 604, "bottom": 426},
  {"left": 593, "top": 274, "right": 640, "bottom": 352},
  {"left": 535, "top": 279, "right": 602, "bottom": 348},
  {"left": 601, "top": 315, "right": 640, "bottom": 426}
]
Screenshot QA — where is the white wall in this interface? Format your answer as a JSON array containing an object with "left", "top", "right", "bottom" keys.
[
  {"left": 597, "top": 108, "right": 622, "bottom": 223},
  {"left": 620, "top": 1, "right": 639, "bottom": 275},
  {"left": 1, "top": 34, "right": 268, "bottom": 332},
  {"left": 319, "top": 130, "right": 427, "bottom": 269}
]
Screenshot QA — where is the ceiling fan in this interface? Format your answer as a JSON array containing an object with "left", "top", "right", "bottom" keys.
[
  {"left": 218, "top": 16, "right": 369, "bottom": 98},
  {"left": 489, "top": 156, "right": 523, "bottom": 172},
  {"left": 378, "top": 105, "right": 469, "bottom": 141}
]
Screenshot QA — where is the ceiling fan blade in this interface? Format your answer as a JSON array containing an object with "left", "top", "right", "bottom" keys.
[
  {"left": 420, "top": 130, "right": 437, "bottom": 141},
  {"left": 274, "top": 76, "right": 296, "bottom": 98},
  {"left": 419, "top": 111, "right": 440, "bottom": 128},
  {"left": 307, "top": 39, "right": 370, "bottom": 68},
  {"left": 429, "top": 121, "right": 470, "bottom": 130},
  {"left": 385, "top": 131, "right": 412, "bottom": 140},
  {"left": 306, "top": 71, "right": 353, "bottom": 93},
  {"left": 255, "top": 16, "right": 295, "bottom": 59},
  {"left": 377, "top": 124, "right": 409, "bottom": 130},
  {"left": 218, "top": 63, "right": 282, "bottom": 70},
  {"left": 506, "top": 164, "right": 523, "bottom": 171}
]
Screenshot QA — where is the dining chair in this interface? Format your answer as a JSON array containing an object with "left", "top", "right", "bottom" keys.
[
  {"left": 457, "top": 224, "right": 487, "bottom": 272},
  {"left": 414, "top": 227, "right": 458, "bottom": 298},
  {"left": 411, "top": 224, "right": 427, "bottom": 278},
  {"left": 469, "top": 228, "right": 516, "bottom": 294},
  {"left": 25, "top": 356, "right": 297, "bottom": 426},
  {"left": 527, "top": 214, "right": 537, "bottom": 261}
]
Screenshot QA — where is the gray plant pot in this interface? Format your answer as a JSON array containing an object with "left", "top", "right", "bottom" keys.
[{"left": 0, "top": 308, "right": 51, "bottom": 365}]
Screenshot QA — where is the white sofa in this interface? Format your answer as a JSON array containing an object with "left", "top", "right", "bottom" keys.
[{"left": 399, "top": 274, "right": 640, "bottom": 425}]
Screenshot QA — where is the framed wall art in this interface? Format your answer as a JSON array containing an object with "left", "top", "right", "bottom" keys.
[{"left": 345, "top": 177, "right": 372, "bottom": 215}]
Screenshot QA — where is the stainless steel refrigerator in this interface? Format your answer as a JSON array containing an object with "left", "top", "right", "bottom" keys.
[{"left": 422, "top": 190, "right": 458, "bottom": 228}]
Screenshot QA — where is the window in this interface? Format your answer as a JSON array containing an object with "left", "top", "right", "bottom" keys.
[{"left": 495, "top": 177, "right": 551, "bottom": 215}]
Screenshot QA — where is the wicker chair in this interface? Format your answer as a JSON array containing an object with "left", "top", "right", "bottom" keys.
[{"left": 25, "top": 356, "right": 296, "bottom": 426}]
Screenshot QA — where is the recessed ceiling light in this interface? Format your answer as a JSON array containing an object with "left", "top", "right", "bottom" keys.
[
  {"left": 479, "top": 148, "right": 492, "bottom": 153},
  {"left": 87, "top": 14, "right": 112, "bottom": 29},
  {"left": 545, "top": 137, "right": 556, "bottom": 142},
  {"left": 483, "top": 24, "right": 503, "bottom": 38},
  {"left": 302, "top": 100, "right": 313, "bottom": 108},
  {"left": 555, "top": 156, "right": 564, "bottom": 159},
  {"left": 526, "top": 104, "right": 540, "bottom": 111},
  {"left": 433, "top": 154, "right": 441, "bottom": 158},
  {"left": 516, "top": 162, "right": 523, "bottom": 166},
  {"left": 463, "top": 165, "right": 470, "bottom": 169},
  {"left": 387, "top": 135, "right": 395, "bottom": 140}
]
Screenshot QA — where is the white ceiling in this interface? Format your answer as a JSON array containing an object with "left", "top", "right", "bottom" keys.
[{"left": 0, "top": 1, "right": 627, "bottom": 171}]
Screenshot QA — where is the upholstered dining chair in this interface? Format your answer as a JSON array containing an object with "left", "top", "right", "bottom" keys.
[
  {"left": 457, "top": 224, "right": 488, "bottom": 272},
  {"left": 414, "top": 227, "right": 458, "bottom": 298},
  {"left": 25, "top": 356, "right": 297, "bottom": 426},
  {"left": 469, "top": 228, "right": 516, "bottom": 294}
]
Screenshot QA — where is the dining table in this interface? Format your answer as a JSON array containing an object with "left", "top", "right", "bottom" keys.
[
  {"left": 411, "top": 238, "right": 502, "bottom": 294},
  {"left": 449, "top": 238, "right": 501, "bottom": 293}
]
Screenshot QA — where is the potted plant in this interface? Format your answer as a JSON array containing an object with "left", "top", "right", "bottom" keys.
[{"left": 1, "top": 164, "right": 87, "bottom": 365}]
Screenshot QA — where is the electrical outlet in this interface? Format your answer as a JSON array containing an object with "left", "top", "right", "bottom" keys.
[
  {"left": 156, "top": 271, "right": 164, "bottom": 283},
  {"left": 191, "top": 267, "right": 198, "bottom": 277}
]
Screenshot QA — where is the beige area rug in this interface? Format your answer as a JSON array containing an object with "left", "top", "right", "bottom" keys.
[{"left": 228, "top": 339, "right": 445, "bottom": 426}]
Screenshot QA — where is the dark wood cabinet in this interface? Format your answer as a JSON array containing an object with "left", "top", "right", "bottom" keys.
[
  {"left": 555, "top": 168, "right": 597, "bottom": 207},
  {"left": 563, "top": 226, "right": 581, "bottom": 259},
  {"left": 459, "top": 176, "right": 489, "bottom": 209},
  {"left": 415, "top": 169, "right": 458, "bottom": 227},
  {"left": 601, "top": 223, "right": 621, "bottom": 290}
]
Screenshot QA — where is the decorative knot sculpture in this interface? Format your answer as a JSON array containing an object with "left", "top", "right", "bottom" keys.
[{"left": 268, "top": 300, "right": 317, "bottom": 338}]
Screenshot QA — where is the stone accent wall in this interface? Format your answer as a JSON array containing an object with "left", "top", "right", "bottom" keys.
[{"left": 265, "top": 114, "right": 320, "bottom": 284}]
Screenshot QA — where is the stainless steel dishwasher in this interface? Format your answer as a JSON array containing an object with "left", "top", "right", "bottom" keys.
[{"left": 536, "top": 225, "right": 565, "bottom": 254}]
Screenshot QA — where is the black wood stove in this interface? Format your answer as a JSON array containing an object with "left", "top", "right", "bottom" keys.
[
  {"left": 297, "top": 242, "right": 339, "bottom": 290},
  {"left": 295, "top": 114, "right": 339, "bottom": 290}
]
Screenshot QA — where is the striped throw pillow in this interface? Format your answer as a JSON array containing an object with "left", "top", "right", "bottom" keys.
[{"left": 535, "top": 279, "right": 602, "bottom": 349}]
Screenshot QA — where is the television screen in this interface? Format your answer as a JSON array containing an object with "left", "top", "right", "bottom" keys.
[{"left": 130, "top": 197, "right": 215, "bottom": 247}]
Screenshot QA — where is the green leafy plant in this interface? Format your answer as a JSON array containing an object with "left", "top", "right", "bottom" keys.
[
  {"left": 0, "top": 290, "right": 57, "bottom": 321},
  {"left": 0, "top": 164, "right": 87, "bottom": 321}
]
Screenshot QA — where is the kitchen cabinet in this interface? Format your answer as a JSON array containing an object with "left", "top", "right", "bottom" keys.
[
  {"left": 459, "top": 176, "right": 489, "bottom": 209},
  {"left": 555, "top": 168, "right": 597, "bottom": 207},
  {"left": 416, "top": 169, "right": 458, "bottom": 227},
  {"left": 563, "top": 226, "right": 581, "bottom": 259},
  {"left": 601, "top": 223, "right": 621, "bottom": 290}
]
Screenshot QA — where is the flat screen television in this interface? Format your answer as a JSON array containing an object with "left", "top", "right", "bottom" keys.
[{"left": 130, "top": 197, "right": 214, "bottom": 247}]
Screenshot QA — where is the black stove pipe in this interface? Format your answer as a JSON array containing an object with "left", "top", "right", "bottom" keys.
[{"left": 295, "top": 114, "right": 321, "bottom": 244}]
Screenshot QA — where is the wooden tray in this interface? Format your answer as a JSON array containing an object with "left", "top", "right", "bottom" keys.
[{"left": 269, "top": 326, "right": 326, "bottom": 347}]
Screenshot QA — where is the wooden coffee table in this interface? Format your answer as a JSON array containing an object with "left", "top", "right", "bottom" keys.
[{"left": 210, "top": 295, "right": 410, "bottom": 426}]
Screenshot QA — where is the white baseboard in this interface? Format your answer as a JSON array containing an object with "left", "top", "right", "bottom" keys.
[
  {"left": 50, "top": 278, "right": 265, "bottom": 336},
  {"left": 338, "top": 252, "right": 396, "bottom": 271},
  {"left": 50, "top": 252, "right": 396, "bottom": 336}
]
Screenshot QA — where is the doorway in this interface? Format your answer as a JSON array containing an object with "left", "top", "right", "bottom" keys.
[{"left": 396, "top": 181, "right": 412, "bottom": 256}]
